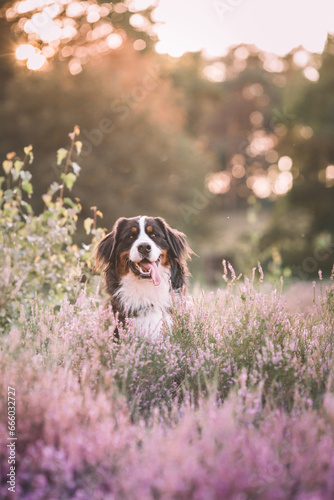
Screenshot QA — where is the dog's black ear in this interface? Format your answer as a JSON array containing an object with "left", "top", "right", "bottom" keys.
[
  {"left": 94, "top": 231, "right": 116, "bottom": 272},
  {"left": 166, "top": 227, "right": 193, "bottom": 262},
  {"left": 156, "top": 217, "right": 194, "bottom": 290},
  {"left": 94, "top": 218, "right": 125, "bottom": 272},
  {"left": 157, "top": 217, "right": 193, "bottom": 261}
]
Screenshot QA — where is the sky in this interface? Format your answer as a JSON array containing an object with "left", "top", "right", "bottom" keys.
[{"left": 151, "top": 0, "right": 334, "bottom": 57}]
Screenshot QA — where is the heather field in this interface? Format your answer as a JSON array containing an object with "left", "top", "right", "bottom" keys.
[
  {"left": 1, "top": 277, "right": 334, "bottom": 500},
  {"left": 3, "top": 0, "right": 334, "bottom": 497},
  {"left": 1, "top": 147, "right": 334, "bottom": 500}
]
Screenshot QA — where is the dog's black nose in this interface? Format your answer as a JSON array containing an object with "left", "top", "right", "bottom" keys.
[{"left": 138, "top": 244, "right": 151, "bottom": 255}]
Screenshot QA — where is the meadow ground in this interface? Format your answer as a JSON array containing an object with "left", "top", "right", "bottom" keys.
[
  {"left": 1, "top": 274, "right": 334, "bottom": 500},
  {"left": 1, "top": 148, "right": 334, "bottom": 499}
]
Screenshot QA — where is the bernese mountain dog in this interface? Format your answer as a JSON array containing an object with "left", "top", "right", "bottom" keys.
[{"left": 94, "top": 216, "right": 193, "bottom": 337}]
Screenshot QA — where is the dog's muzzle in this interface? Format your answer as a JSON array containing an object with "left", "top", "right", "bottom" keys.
[{"left": 127, "top": 257, "right": 161, "bottom": 286}]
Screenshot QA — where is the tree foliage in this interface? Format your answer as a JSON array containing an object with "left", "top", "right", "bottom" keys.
[
  {"left": 2, "top": 0, "right": 156, "bottom": 72},
  {"left": 260, "top": 36, "right": 334, "bottom": 277}
]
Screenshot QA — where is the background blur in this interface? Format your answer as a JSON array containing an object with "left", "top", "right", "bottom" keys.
[{"left": 1, "top": 0, "right": 334, "bottom": 284}]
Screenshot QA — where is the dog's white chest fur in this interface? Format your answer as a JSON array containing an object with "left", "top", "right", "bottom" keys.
[{"left": 115, "top": 265, "right": 172, "bottom": 337}]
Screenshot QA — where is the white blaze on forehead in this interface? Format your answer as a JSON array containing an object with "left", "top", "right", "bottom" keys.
[
  {"left": 129, "top": 216, "right": 161, "bottom": 262},
  {"left": 139, "top": 216, "right": 146, "bottom": 238}
]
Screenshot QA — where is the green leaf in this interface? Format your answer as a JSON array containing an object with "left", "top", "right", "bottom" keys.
[
  {"left": 21, "top": 201, "right": 33, "bottom": 215},
  {"left": 11, "top": 168, "right": 20, "bottom": 182},
  {"left": 61, "top": 172, "right": 76, "bottom": 191},
  {"left": 22, "top": 181, "right": 33, "bottom": 196},
  {"left": 42, "top": 194, "right": 52, "bottom": 206},
  {"left": 72, "top": 162, "right": 81, "bottom": 176},
  {"left": 20, "top": 170, "right": 32, "bottom": 182},
  {"left": 41, "top": 210, "right": 53, "bottom": 221},
  {"left": 3, "top": 160, "right": 12, "bottom": 175},
  {"left": 3, "top": 189, "right": 13, "bottom": 201},
  {"left": 75, "top": 141, "right": 82, "bottom": 155},
  {"left": 24, "top": 145, "right": 34, "bottom": 164},
  {"left": 64, "top": 197, "right": 77, "bottom": 208},
  {"left": 48, "top": 182, "right": 62, "bottom": 195},
  {"left": 57, "top": 148, "right": 68, "bottom": 166},
  {"left": 84, "top": 218, "right": 94, "bottom": 235},
  {"left": 14, "top": 160, "right": 24, "bottom": 172}
]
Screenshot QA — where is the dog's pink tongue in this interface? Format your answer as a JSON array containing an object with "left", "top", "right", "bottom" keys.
[
  {"left": 149, "top": 261, "right": 161, "bottom": 286},
  {"left": 141, "top": 261, "right": 161, "bottom": 286}
]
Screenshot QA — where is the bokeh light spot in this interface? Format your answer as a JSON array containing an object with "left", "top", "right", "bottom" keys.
[
  {"left": 231, "top": 164, "right": 245, "bottom": 179},
  {"left": 107, "top": 33, "right": 123, "bottom": 49},
  {"left": 26, "top": 52, "right": 47, "bottom": 70},
  {"left": 203, "top": 63, "right": 226, "bottom": 82},
  {"left": 278, "top": 156, "right": 293, "bottom": 171},
  {"left": 69, "top": 58, "right": 82, "bottom": 75},
  {"left": 273, "top": 171, "right": 293, "bottom": 195},
  {"left": 303, "top": 66, "right": 320, "bottom": 81},
  {"left": 207, "top": 172, "right": 231, "bottom": 194},
  {"left": 133, "top": 39, "right": 147, "bottom": 51},
  {"left": 293, "top": 50, "right": 310, "bottom": 67},
  {"left": 326, "top": 165, "right": 334, "bottom": 180},
  {"left": 252, "top": 177, "right": 272, "bottom": 198},
  {"left": 16, "top": 44, "right": 36, "bottom": 60},
  {"left": 249, "top": 111, "right": 264, "bottom": 127}
]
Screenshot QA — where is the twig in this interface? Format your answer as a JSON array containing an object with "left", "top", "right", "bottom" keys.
[{"left": 60, "top": 130, "right": 76, "bottom": 200}]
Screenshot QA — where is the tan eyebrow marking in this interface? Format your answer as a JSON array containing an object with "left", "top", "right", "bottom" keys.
[
  {"left": 147, "top": 226, "right": 153, "bottom": 233},
  {"left": 131, "top": 227, "right": 137, "bottom": 234}
]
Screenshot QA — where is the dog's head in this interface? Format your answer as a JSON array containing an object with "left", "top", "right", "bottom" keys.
[{"left": 94, "top": 216, "right": 193, "bottom": 290}]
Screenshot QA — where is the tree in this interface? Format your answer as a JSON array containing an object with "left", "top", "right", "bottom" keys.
[
  {"left": 0, "top": 45, "right": 217, "bottom": 245},
  {"left": 165, "top": 49, "right": 291, "bottom": 209},
  {"left": 260, "top": 36, "right": 334, "bottom": 278},
  {"left": 1, "top": 0, "right": 156, "bottom": 73}
]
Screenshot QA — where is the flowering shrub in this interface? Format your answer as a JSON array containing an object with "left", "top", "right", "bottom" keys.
[
  {"left": 1, "top": 140, "right": 334, "bottom": 499},
  {"left": 1, "top": 278, "right": 334, "bottom": 498}
]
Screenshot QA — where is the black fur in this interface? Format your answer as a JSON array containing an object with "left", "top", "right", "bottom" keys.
[
  {"left": 94, "top": 216, "right": 193, "bottom": 326},
  {"left": 155, "top": 217, "right": 192, "bottom": 290}
]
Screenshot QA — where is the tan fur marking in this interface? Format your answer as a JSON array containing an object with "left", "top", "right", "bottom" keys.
[
  {"left": 131, "top": 227, "right": 137, "bottom": 234},
  {"left": 117, "top": 251, "right": 130, "bottom": 277},
  {"left": 147, "top": 226, "right": 153, "bottom": 233},
  {"left": 160, "top": 249, "right": 170, "bottom": 267}
]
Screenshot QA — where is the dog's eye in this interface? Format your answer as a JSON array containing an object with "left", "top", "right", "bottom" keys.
[{"left": 129, "top": 235, "right": 135, "bottom": 240}]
